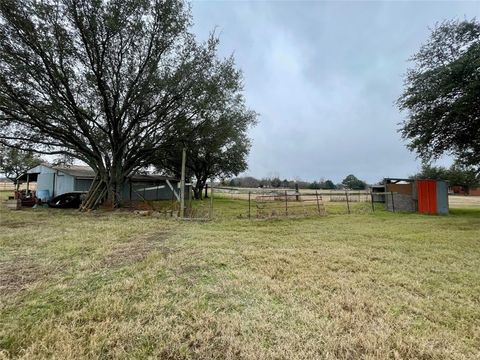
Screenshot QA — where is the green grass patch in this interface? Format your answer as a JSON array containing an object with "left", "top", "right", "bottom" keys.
[{"left": 0, "top": 190, "right": 14, "bottom": 200}]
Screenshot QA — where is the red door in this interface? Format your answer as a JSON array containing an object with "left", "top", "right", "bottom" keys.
[{"left": 417, "top": 180, "right": 437, "bottom": 214}]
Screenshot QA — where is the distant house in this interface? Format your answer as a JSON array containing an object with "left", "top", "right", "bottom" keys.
[
  {"left": 449, "top": 185, "right": 480, "bottom": 196},
  {"left": 17, "top": 164, "right": 184, "bottom": 202}
]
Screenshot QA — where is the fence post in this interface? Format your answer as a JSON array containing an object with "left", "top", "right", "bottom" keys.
[
  {"left": 315, "top": 190, "right": 321, "bottom": 215},
  {"left": 285, "top": 190, "right": 288, "bottom": 216},
  {"left": 370, "top": 191, "right": 375, "bottom": 212},
  {"left": 345, "top": 190, "right": 350, "bottom": 214},
  {"left": 180, "top": 147, "right": 186, "bottom": 218},
  {"left": 188, "top": 183, "right": 192, "bottom": 216},
  {"left": 209, "top": 179, "right": 214, "bottom": 219},
  {"left": 248, "top": 191, "right": 251, "bottom": 219},
  {"left": 391, "top": 191, "right": 395, "bottom": 212}
]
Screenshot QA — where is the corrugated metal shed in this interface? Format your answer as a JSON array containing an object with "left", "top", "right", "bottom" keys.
[
  {"left": 384, "top": 178, "right": 449, "bottom": 215},
  {"left": 17, "top": 164, "right": 185, "bottom": 201},
  {"left": 436, "top": 181, "right": 449, "bottom": 215}
]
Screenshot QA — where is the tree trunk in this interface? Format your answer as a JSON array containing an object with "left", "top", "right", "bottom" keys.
[
  {"left": 193, "top": 180, "right": 205, "bottom": 200},
  {"left": 80, "top": 161, "right": 126, "bottom": 211},
  {"left": 107, "top": 163, "right": 125, "bottom": 208}
]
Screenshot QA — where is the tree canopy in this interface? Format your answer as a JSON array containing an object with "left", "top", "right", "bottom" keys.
[
  {"left": 322, "top": 180, "right": 336, "bottom": 190},
  {"left": 398, "top": 19, "right": 480, "bottom": 172},
  {"left": 153, "top": 60, "right": 257, "bottom": 199},
  {"left": 0, "top": 0, "right": 251, "bottom": 207},
  {"left": 0, "top": 145, "right": 42, "bottom": 186},
  {"left": 341, "top": 174, "right": 367, "bottom": 190},
  {"left": 411, "top": 162, "right": 479, "bottom": 191}
]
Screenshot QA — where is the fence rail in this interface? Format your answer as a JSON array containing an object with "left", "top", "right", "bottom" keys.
[{"left": 0, "top": 182, "right": 37, "bottom": 191}]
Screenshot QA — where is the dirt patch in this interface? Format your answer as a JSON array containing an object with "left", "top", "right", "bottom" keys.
[
  {"left": 0, "top": 257, "right": 51, "bottom": 295},
  {"left": 101, "top": 230, "right": 172, "bottom": 268}
]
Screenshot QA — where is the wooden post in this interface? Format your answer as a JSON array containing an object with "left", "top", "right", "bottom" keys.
[
  {"left": 248, "top": 191, "right": 251, "bottom": 219},
  {"left": 26, "top": 173, "right": 29, "bottom": 193},
  {"left": 188, "top": 182, "right": 192, "bottom": 217},
  {"left": 180, "top": 147, "right": 186, "bottom": 218},
  {"left": 345, "top": 190, "right": 350, "bottom": 214},
  {"left": 391, "top": 191, "right": 395, "bottom": 212},
  {"left": 370, "top": 191, "right": 375, "bottom": 212},
  {"left": 209, "top": 179, "right": 214, "bottom": 219},
  {"left": 205, "top": 183, "right": 208, "bottom": 199},
  {"left": 315, "top": 190, "right": 321, "bottom": 215},
  {"left": 285, "top": 190, "right": 288, "bottom": 216}
]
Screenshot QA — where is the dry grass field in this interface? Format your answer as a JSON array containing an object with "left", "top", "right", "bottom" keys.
[
  {"left": 449, "top": 195, "right": 480, "bottom": 209},
  {"left": 1, "top": 198, "right": 480, "bottom": 359}
]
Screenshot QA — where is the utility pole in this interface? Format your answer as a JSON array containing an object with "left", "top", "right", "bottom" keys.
[{"left": 180, "top": 147, "right": 186, "bottom": 218}]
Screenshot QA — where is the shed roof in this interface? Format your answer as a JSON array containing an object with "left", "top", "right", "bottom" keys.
[
  {"left": 18, "top": 164, "right": 178, "bottom": 182},
  {"left": 383, "top": 178, "right": 413, "bottom": 184},
  {"left": 54, "top": 165, "right": 95, "bottom": 178},
  {"left": 130, "top": 174, "right": 178, "bottom": 182}
]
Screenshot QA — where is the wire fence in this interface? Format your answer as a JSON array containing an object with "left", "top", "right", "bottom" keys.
[
  {"left": 3, "top": 183, "right": 398, "bottom": 220},
  {"left": 209, "top": 186, "right": 392, "bottom": 219}
]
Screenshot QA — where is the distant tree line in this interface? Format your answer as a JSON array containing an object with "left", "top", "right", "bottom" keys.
[
  {"left": 223, "top": 174, "right": 368, "bottom": 190},
  {"left": 410, "top": 163, "right": 479, "bottom": 193},
  {"left": 0, "top": 146, "right": 42, "bottom": 189}
]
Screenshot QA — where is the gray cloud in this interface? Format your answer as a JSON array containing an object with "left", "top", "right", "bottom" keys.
[{"left": 191, "top": 1, "right": 480, "bottom": 183}]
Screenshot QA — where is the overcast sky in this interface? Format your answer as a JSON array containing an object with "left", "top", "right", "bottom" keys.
[{"left": 191, "top": 1, "right": 480, "bottom": 183}]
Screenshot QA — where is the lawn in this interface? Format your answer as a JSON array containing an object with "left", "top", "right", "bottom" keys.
[
  {"left": 0, "top": 191, "right": 13, "bottom": 201},
  {"left": 0, "top": 201, "right": 479, "bottom": 359}
]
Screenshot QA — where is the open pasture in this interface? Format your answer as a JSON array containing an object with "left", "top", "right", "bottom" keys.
[
  {"left": 1, "top": 199, "right": 479, "bottom": 359},
  {"left": 449, "top": 195, "right": 480, "bottom": 209}
]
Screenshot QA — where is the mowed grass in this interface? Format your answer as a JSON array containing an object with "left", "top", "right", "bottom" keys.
[
  {"left": 0, "top": 191, "right": 13, "bottom": 201},
  {"left": 0, "top": 201, "right": 479, "bottom": 359}
]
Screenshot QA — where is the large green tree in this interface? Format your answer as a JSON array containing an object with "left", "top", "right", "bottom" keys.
[
  {"left": 341, "top": 174, "right": 367, "bottom": 190},
  {"left": 410, "top": 163, "right": 449, "bottom": 181},
  {"left": 0, "top": 145, "right": 42, "bottom": 189},
  {"left": 156, "top": 78, "right": 257, "bottom": 199},
  {"left": 322, "top": 180, "right": 336, "bottom": 190},
  {"left": 398, "top": 19, "right": 480, "bottom": 173},
  {"left": 447, "top": 163, "right": 479, "bottom": 191},
  {"left": 411, "top": 162, "right": 479, "bottom": 192},
  {"left": 0, "top": 0, "right": 243, "bottom": 208}
]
